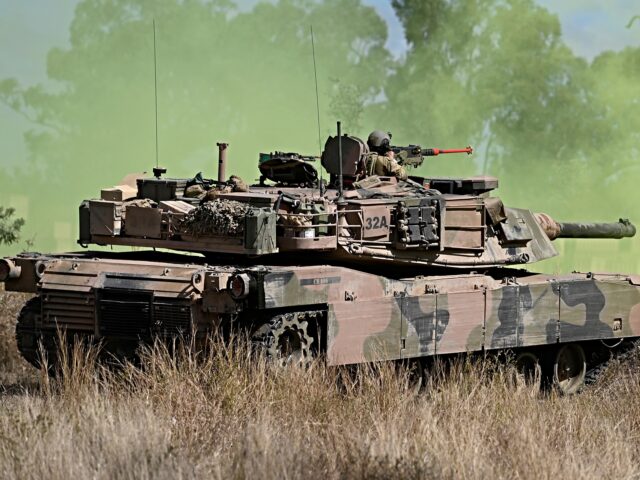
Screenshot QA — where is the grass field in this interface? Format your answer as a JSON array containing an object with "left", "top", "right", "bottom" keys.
[{"left": 1, "top": 287, "right": 640, "bottom": 479}]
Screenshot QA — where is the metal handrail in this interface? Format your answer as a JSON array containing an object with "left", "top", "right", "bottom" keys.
[{"left": 278, "top": 208, "right": 397, "bottom": 246}]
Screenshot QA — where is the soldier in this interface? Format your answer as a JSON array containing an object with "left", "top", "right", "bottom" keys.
[{"left": 364, "top": 130, "right": 408, "bottom": 181}]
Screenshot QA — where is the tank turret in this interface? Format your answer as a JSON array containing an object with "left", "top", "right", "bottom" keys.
[{"left": 62, "top": 134, "right": 637, "bottom": 270}]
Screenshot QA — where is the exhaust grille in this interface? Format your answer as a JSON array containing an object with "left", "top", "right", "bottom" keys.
[
  {"left": 42, "top": 290, "right": 95, "bottom": 332},
  {"left": 98, "top": 290, "right": 191, "bottom": 338},
  {"left": 152, "top": 303, "right": 192, "bottom": 336},
  {"left": 99, "top": 290, "right": 151, "bottom": 337}
]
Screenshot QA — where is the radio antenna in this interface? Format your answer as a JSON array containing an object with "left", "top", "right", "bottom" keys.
[
  {"left": 310, "top": 25, "right": 324, "bottom": 195},
  {"left": 153, "top": 19, "right": 159, "bottom": 169}
]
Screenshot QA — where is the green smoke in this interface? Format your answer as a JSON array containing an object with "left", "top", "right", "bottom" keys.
[
  {"left": 0, "top": 0, "right": 389, "bottom": 252},
  {"left": 1, "top": 0, "right": 638, "bottom": 275},
  {"left": 377, "top": 0, "right": 640, "bottom": 274}
]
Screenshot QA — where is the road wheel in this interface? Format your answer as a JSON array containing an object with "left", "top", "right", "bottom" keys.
[
  {"left": 514, "top": 351, "right": 542, "bottom": 392},
  {"left": 553, "top": 343, "right": 586, "bottom": 395},
  {"left": 252, "top": 311, "right": 319, "bottom": 365}
]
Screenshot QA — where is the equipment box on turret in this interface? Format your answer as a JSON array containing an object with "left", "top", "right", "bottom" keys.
[
  {"left": 88, "top": 200, "right": 122, "bottom": 236},
  {"left": 424, "top": 176, "right": 498, "bottom": 196},
  {"left": 137, "top": 178, "right": 188, "bottom": 202}
]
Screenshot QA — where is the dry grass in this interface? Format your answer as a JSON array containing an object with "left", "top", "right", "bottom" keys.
[
  {"left": 1, "top": 287, "right": 640, "bottom": 479},
  {"left": 0, "top": 288, "right": 36, "bottom": 385}
]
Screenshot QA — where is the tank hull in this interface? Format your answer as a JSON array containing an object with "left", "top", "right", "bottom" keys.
[{"left": 5, "top": 251, "right": 640, "bottom": 369}]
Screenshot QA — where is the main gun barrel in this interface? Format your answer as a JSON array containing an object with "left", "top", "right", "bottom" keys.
[
  {"left": 535, "top": 213, "right": 636, "bottom": 240},
  {"left": 557, "top": 219, "right": 636, "bottom": 239}
]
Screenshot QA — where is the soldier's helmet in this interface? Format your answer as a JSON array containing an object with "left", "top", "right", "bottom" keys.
[{"left": 367, "top": 130, "right": 392, "bottom": 154}]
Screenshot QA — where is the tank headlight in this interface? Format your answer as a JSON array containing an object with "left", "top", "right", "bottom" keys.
[
  {"left": 35, "top": 261, "right": 47, "bottom": 279},
  {"left": 227, "top": 273, "right": 251, "bottom": 299},
  {"left": 0, "top": 259, "right": 21, "bottom": 282},
  {"left": 191, "top": 271, "right": 205, "bottom": 293}
]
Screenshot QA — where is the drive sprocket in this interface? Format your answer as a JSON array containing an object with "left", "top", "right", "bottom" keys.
[{"left": 251, "top": 311, "right": 320, "bottom": 365}]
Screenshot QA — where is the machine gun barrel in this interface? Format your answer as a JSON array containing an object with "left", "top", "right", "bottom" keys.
[
  {"left": 535, "top": 213, "right": 636, "bottom": 240},
  {"left": 391, "top": 145, "right": 473, "bottom": 168},
  {"left": 421, "top": 146, "right": 473, "bottom": 156}
]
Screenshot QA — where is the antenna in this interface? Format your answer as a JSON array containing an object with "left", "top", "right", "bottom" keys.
[
  {"left": 153, "top": 19, "right": 159, "bottom": 169},
  {"left": 310, "top": 25, "right": 324, "bottom": 194},
  {"left": 337, "top": 121, "right": 344, "bottom": 203}
]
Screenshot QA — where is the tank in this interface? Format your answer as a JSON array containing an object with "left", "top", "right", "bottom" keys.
[{"left": 1, "top": 131, "right": 638, "bottom": 394}]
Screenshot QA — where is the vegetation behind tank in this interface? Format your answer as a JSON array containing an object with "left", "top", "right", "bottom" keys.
[{"left": 1, "top": 0, "right": 638, "bottom": 274}]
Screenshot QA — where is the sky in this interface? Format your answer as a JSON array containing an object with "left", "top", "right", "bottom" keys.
[
  {"left": 1, "top": 0, "right": 639, "bottom": 171},
  {"left": 536, "top": 0, "right": 640, "bottom": 59}
]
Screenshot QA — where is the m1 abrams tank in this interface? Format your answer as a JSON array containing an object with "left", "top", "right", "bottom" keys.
[{"left": 1, "top": 130, "right": 638, "bottom": 393}]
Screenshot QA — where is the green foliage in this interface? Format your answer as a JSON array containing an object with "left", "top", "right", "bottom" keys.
[
  {"left": 0, "top": 0, "right": 390, "bottom": 253},
  {"left": 388, "top": 0, "right": 640, "bottom": 213},
  {"left": 385, "top": 0, "right": 640, "bottom": 273},
  {"left": 0, "top": 207, "right": 25, "bottom": 246},
  {"left": 5, "top": 0, "right": 389, "bottom": 185},
  {"left": 329, "top": 80, "right": 367, "bottom": 132}
]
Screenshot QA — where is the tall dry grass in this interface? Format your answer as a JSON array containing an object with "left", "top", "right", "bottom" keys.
[
  {"left": 0, "top": 288, "right": 36, "bottom": 385},
  {"left": 1, "top": 287, "right": 640, "bottom": 479}
]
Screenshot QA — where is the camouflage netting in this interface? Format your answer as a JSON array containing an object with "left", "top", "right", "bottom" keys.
[
  {"left": 279, "top": 213, "right": 313, "bottom": 227},
  {"left": 180, "top": 199, "right": 249, "bottom": 237}
]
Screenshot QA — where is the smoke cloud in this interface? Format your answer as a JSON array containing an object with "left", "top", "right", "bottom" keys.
[{"left": 1, "top": 0, "right": 638, "bottom": 274}]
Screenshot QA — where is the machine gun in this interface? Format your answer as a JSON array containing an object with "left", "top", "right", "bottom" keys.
[
  {"left": 258, "top": 151, "right": 319, "bottom": 187},
  {"left": 392, "top": 145, "right": 473, "bottom": 168}
]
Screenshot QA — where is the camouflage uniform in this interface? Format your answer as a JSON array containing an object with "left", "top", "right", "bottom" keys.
[
  {"left": 364, "top": 153, "right": 407, "bottom": 181},
  {"left": 229, "top": 175, "right": 249, "bottom": 192}
]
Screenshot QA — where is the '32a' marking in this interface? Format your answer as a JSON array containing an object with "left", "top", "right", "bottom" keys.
[{"left": 365, "top": 216, "right": 388, "bottom": 230}]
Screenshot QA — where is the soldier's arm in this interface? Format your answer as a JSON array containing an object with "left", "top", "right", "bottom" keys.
[{"left": 385, "top": 158, "right": 408, "bottom": 181}]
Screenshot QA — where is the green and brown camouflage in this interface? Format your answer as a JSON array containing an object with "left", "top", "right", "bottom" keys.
[
  {"left": 0, "top": 133, "right": 637, "bottom": 393},
  {"left": 3, "top": 252, "right": 640, "bottom": 370}
]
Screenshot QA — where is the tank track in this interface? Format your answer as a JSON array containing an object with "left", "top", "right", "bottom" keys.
[
  {"left": 251, "top": 310, "right": 323, "bottom": 364},
  {"left": 584, "top": 340, "right": 640, "bottom": 386},
  {"left": 15, "top": 296, "right": 44, "bottom": 369}
]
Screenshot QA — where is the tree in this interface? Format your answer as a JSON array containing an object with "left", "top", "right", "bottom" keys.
[
  {"left": 1, "top": 0, "right": 392, "bottom": 252},
  {"left": 386, "top": 0, "right": 613, "bottom": 209},
  {"left": 0, "top": 208, "right": 24, "bottom": 246},
  {"left": 329, "top": 80, "right": 367, "bottom": 133},
  {"left": 386, "top": 0, "right": 640, "bottom": 274}
]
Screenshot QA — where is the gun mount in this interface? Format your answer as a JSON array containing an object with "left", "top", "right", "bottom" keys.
[{"left": 258, "top": 151, "right": 319, "bottom": 187}]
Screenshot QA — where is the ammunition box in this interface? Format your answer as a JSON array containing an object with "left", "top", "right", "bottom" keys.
[
  {"left": 137, "top": 178, "right": 188, "bottom": 202},
  {"left": 89, "top": 200, "right": 123, "bottom": 236},
  {"left": 245, "top": 208, "right": 277, "bottom": 254}
]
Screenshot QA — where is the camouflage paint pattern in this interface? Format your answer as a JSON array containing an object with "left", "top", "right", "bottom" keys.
[{"left": 4, "top": 253, "right": 640, "bottom": 367}]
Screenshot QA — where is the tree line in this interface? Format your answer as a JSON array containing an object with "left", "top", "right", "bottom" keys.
[{"left": 1, "top": 0, "right": 638, "bottom": 252}]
